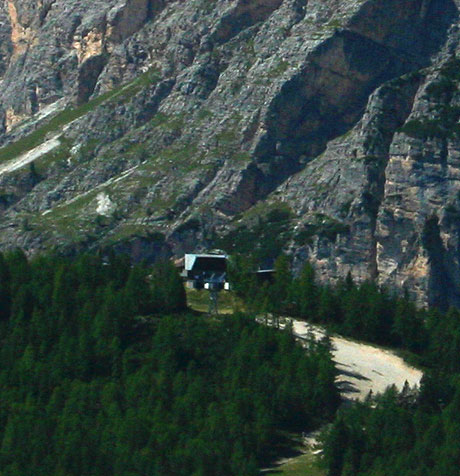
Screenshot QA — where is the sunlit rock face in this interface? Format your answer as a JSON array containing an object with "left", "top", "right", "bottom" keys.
[{"left": 0, "top": 0, "right": 460, "bottom": 307}]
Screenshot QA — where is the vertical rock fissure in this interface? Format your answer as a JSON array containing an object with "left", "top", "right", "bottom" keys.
[
  {"left": 422, "top": 214, "right": 454, "bottom": 310},
  {"left": 363, "top": 75, "right": 424, "bottom": 281}
]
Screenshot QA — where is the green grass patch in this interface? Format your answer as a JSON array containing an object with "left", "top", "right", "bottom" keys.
[
  {"left": 264, "top": 452, "right": 325, "bottom": 476},
  {"left": 326, "top": 18, "right": 343, "bottom": 29},
  {"left": 231, "top": 150, "right": 252, "bottom": 162},
  {"left": 150, "top": 112, "right": 186, "bottom": 132},
  {"left": 399, "top": 117, "right": 460, "bottom": 140},
  {"left": 267, "top": 60, "right": 290, "bottom": 78},
  {"left": 197, "top": 109, "right": 213, "bottom": 122},
  {"left": 215, "top": 128, "right": 239, "bottom": 146},
  {"left": 32, "top": 138, "right": 73, "bottom": 174},
  {"left": 186, "top": 289, "right": 243, "bottom": 314},
  {"left": 237, "top": 200, "right": 293, "bottom": 223},
  {"left": 103, "top": 224, "right": 166, "bottom": 246},
  {"left": 154, "top": 142, "right": 201, "bottom": 173}
]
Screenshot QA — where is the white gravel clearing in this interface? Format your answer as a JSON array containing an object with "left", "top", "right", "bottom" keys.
[
  {"left": 0, "top": 136, "right": 61, "bottom": 176},
  {"left": 291, "top": 320, "right": 423, "bottom": 401}
]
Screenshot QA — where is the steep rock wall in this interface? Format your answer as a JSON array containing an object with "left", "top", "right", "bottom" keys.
[{"left": 0, "top": 0, "right": 459, "bottom": 307}]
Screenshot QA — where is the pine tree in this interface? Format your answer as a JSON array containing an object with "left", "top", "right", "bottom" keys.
[
  {"left": 292, "top": 261, "right": 318, "bottom": 319},
  {"left": 270, "top": 254, "right": 292, "bottom": 320},
  {"left": 151, "top": 260, "right": 187, "bottom": 313},
  {"left": 324, "top": 417, "right": 349, "bottom": 476},
  {"left": 0, "top": 252, "right": 11, "bottom": 323}
]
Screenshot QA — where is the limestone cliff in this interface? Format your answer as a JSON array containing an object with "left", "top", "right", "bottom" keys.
[{"left": 0, "top": 0, "right": 459, "bottom": 307}]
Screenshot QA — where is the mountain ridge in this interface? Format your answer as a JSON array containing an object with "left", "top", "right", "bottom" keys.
[{"left": 0, "top": 0, "right": 459, "bottom": 307}]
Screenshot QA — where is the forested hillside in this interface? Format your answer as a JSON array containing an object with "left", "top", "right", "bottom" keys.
[
  {"left": 0, "top": 251, "right": 339, "bottom": 476},
  {"left": 229, "top": 254, "right": 460, "bottom": 476},
  {"left": 4, "top": 248, "right": 460, "bottom": 476},
  {"left": 323, "top": 376, "right": 460, "bottom": 476}
]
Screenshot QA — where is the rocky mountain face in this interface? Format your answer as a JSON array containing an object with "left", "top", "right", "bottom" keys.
[{"left": 0, "top": 0, "right": 459, "bottom": 307}]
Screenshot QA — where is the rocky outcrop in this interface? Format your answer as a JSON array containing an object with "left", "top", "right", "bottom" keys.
[
  {"left": 0, "top": 0, "right": 155, "bottom": 129},
  {"left": 0, "top": 0, "right": 460, "bottom": 307}
]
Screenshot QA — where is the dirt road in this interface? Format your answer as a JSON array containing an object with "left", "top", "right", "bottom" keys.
[{"left": 291, "top": 320, "right": 423, "bottom": 401}]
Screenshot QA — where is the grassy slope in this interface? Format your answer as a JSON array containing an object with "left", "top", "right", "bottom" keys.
[
  {"left": 264, "top": 452, "right": 325, "bottom": 476},
  {"left": 0, "top": 69, "right": 160, "bottom": 164},
  {"left": 186, "top": 288, "right": 244, "bottom": 314}
]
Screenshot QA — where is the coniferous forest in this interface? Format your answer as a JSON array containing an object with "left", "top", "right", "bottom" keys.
[
  {"left": 0, "top": 250, "right": 339, "bottom": 476},
  {"left": 4, "top": 249, "right": 460, "bottom": 476}
]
